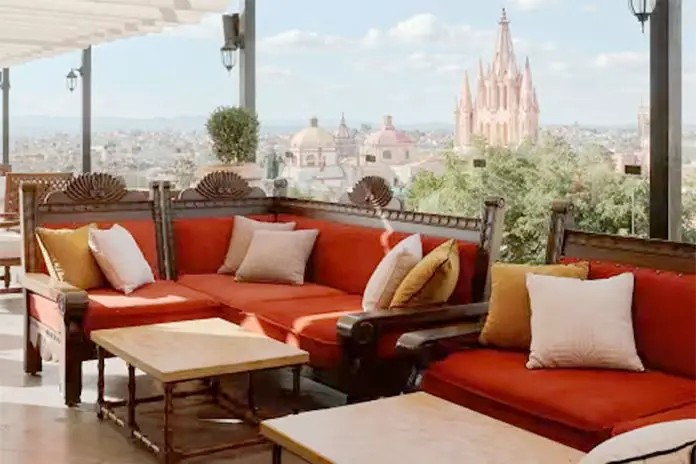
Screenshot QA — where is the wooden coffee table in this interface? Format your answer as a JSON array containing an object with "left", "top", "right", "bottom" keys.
[
  {"left": 90, "top": 317, "right": 309, "bottom": 464},
  {"left": 261, "top": 392, "right": 586, "bottom": 464}
]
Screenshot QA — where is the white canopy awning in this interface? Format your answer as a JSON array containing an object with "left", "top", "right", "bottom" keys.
[{"left": 0, "top": 0, "right": 229, "bottom": 67}]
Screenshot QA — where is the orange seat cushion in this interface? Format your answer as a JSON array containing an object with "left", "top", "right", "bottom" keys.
[
  {"left": 176, "top": 273, "right": 345, "bottom": 321},
  {"left": 276, "top": 214, "right": 480, "bottom": 303},
  {"left": 172, "top": 214, "right": 278, "bottom": 275},
  {"left": 612, "top": 403, "right": 696, "bottom": 436},
  {"left": 240, "top": 294, "right": 401, "bottom": 369},
  {"left": 84, "top": 280, "right": 221, "bottom": 333},
  {"left": 422, "top": 349, "right": 696, "bottom": 451}
]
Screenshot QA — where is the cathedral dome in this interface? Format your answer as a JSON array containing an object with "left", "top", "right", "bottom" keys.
[
  {"left": 365, "top": 115, "right": 413, "bottom": 147},
  {"left": 291, "top": 117, "right": 336, "bottom": 150}
]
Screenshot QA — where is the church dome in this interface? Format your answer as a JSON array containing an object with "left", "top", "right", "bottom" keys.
[
  {"left": 365, "top": 115, "right": 413, "bottom": 147},
  {"left": 291, "top": 117, "right": 336, "bottom": 150}
]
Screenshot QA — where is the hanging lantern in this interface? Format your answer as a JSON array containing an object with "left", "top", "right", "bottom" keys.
[
  {"left": 220, "top": 43, "right": 237, "bottom": 72},
  {"left": 628, "top": 0, "right": 657, "bottom": 33},
  {"left": 66, "top": 69, "right": 79, "bottom": 92}
]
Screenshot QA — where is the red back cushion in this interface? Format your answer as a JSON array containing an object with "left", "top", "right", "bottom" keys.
[
  {"left": 173, "top": 214, "right": 277, "bottom": 275},
  {"left": 41, "top": 220, "right": 161, "bottom": 280},
  {"left": 276, "top": 214, "right": 479, "bottom": 303},
  {"left": 562, "top": 259, "right": 696, "bottom": 378}
]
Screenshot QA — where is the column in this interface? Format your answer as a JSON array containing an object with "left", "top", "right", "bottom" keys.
[
  {"left": 240, "top": 0, "right": 256, "bottom": 113},
  {"left": 649, "top": 0, "right": 682, "bottom": 240},
  {"left": 82, "top": 46, "right": 92, "bottom": 173},
  {"left": 2, "top": 68, "right": 9, "bottom": 166}
]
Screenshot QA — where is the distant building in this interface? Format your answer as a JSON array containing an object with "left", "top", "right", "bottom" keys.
[
  {"left": 454, "top": 8, "right": 540, "bottom": 151},
  {"left": 362, "top": 115, "right": 414, "bottom": 164},
  {"left": 613, "top": 102, "right": 650, "bottom": 176},
  {"left": 334, "top": 113, "right": 358, "bottom": 162}
]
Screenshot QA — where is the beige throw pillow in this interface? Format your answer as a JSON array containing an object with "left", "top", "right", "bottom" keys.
[
  {"left": 88, "top": 224, "right": 155, "bottom": 294},
  {"left": 479, "top": 261, "right": 589, "bottom": 350},
  {"left": 235, "top": 229, "right": 319, "bottom": 285},
  {"left": 580, "top": 420, "right": 696, "bottom": 464},
  {"left": 218, "top": 216, "right": 295, "bottom": 274},
  {"left": 362, "top": 234, "right": 423, "bottom": 311},
  {"left": 526, "top": 272, "right": 644, "bottom": 371}
]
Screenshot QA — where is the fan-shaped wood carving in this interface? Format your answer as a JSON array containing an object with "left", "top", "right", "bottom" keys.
[
  {"left": 348, "top": 176, "right": 393, "bottom": 208},
  {"left": 195, "top": 171, "right": 252, "bottom": 200},
  {"left": 64, "top": 173, "right": 127, "bottom": 203}
]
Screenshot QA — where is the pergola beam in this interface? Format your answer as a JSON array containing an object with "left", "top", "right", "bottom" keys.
[{"left": 649, "top": 0, "right": 682, "bottom": 240}]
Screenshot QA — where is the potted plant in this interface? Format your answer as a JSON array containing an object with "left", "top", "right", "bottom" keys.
[{"left": 199, "top": 106, "right": 262, "bottom": 180}]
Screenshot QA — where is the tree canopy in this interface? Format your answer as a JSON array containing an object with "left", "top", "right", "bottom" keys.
[{"left": 407, "top": 133, "right": 696, "bottom": 263}]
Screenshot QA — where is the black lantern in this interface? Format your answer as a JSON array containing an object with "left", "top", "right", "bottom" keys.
[
  {"left": 220, "top": 13, "right": 242, "bottom": 72},
  {"left": 629, "top": 0, "right": 656, "bottom": 33},
  {"left": 66, "top": 68, "right": 79, "bottom": 92},
  {"left": 220, "top": 43, "right": 237, "bottom": 72}
]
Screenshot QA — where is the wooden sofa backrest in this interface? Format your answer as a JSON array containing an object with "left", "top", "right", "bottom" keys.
[
  {"left": 163, "top": 172, "right": 506, "bottom": 301},
  {"left": 20, "top": 173, "right": 165, "bottom": 277},
  {"left": 546, "top": 200, "right": 696, "bottom": 273},
  {"left": 6, "top": 172, "right": 74, "bottom": 217}
]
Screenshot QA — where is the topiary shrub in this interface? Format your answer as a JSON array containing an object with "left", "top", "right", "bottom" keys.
[{"left": 205, "top": 106, "right": 260, "bottom": 165}]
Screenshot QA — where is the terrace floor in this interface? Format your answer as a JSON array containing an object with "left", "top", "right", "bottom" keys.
[{"left": 0, "top": 292, "right": 342, "bottom": 463}]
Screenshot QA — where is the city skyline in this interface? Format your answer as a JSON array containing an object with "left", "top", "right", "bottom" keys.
[{"left": 4, "top": 0, "right": 696, "bottom": 126}]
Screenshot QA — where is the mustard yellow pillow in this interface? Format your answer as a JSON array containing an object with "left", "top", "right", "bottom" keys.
[
  {"left": 479, "top": 261, "right": 590, "bottom": 350},
  {"left": 36, "top": 224, "right": 105, "bottom": 290},
  {"left": 389, "top": 239, "right": 460, "bottom": 308}
]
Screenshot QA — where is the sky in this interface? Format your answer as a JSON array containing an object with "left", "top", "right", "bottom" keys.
[{"left": 7, "top": 0, "right": 696, "bottom": 127}]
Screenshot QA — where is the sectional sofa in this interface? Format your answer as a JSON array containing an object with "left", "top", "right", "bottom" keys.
[
  {"left": 19, "top": 172, "right": 505, "bottom": 406},
  {"left": 397, "top": 201, "right": 696, "bottom": 451}
]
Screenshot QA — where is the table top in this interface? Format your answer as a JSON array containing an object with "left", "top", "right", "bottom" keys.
[
  {"left": 261, "top": 392, "right": 585, "bottom": 464},
  {"left": 90, "top": 318, "right": 309, "bottom": 383}
]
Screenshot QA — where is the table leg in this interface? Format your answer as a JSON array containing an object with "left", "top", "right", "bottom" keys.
[
  {"left": 292, "top": 366, "right": 301, "bottom": 414},
  {"left": 272, "top": 444, "right": 282, "bottom": 464},
  {"left": 96, "top": 346, "right": 105, "bottom": 420},
  {"left": 210, "top": 376, "right": 220, "bottom": 402},
  {"left": 247, "top": 372, "right": 257, "bottom": 416},
  {"left": 163, "top": 383, "right": 174, "bottom": 463},
  {"left": 127, "top": 364, "right": 136, "bottom": 434}
]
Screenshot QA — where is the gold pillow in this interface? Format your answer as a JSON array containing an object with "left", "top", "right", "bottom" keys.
[
  {"left": 36, "top": 224, "right": 105, "bottom": 290},
  {"left": 479, "top": 261, "right": 590, "bottom": 350},
  {"left": 389, "top": 239, "right": 460, "bottom": 308}
]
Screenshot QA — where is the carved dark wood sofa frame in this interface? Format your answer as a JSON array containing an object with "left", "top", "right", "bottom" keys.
[
  {"left": 19, "top": 175, "right": 167, "bottom": 405},
  {"left": 396, "top": 200, "right": 696, "bottom": 450},
  {"left": 160, "top": 174, "right": 505, "bottom": 401},
  {"left": 19, "top": 172, "right": 505, "bottom": 406}
]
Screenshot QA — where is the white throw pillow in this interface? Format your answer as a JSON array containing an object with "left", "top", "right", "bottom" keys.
[
  {"left": 580, "top": 420, "right": 696, "bottom": 464},
  {"left": 235, "top": 229, "right": 319, "bottom": 285},
  {"left": 218, "top": 216, "right": 296, "bottom": 275},
  {"left": 88, "top": 224, "right": 155, "bottom": 294},
  {"left": 362, "top": 234, "right": 423, "bottom": 311},
  {"left": 526, "top": 272, "right": 644, "bottom": 371}
]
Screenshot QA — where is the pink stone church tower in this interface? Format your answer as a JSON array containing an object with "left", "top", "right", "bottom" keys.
[{"left": 454, "top": 9, "right": 540, "bottom": 150}]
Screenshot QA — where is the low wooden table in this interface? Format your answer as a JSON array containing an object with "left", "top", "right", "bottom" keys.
[
  {"left": 91, "top": 317, "right": 309, "bottom": 464},
  {"left": 261, "top": 392, "right": 586, "bottom": 464}
]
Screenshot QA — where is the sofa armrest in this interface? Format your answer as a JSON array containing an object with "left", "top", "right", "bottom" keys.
[
  {"left": 337, "top": 302, "right": 488, "bottom": 344},
  {"left": 396, "top": 322, "right": 482, "bottom": 355},
  {"left": 19, "top": 273, "right": 88, "bottom": 308}
]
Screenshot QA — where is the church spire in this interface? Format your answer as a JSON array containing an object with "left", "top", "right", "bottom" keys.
[
  {"left": 492, "top": 8, "right": 517, "bottom": 76},
  {"left": 520, "top": 57, "right": 535, "bottom": 111},
  {"left": 460, "top": 71, "right": 472, "bottom": 109}
]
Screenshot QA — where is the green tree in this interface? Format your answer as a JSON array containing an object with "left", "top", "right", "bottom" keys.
[{"left": 406, "top": 132, "right": 668, "bottom": 264}]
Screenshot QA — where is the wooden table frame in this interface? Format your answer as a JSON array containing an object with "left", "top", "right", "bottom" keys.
[{"left": 96, "top": 346, "right": 304, "bottom": 464}]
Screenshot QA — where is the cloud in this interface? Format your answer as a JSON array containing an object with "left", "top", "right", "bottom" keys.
[
  {"left": 258, "top": 66, "right": 293, "bottom": 79},
  {"left": 508, "top": 0, "right": 558, "bottom": 11},
  {"left": 594, "top": 52, "right": 649, "bottom": 69},
  {"left": 258, "top": 30, "right": 347, "bottom": 53},
  {"left": 583, "top": 4, "right": 599, "bottom": 13}
]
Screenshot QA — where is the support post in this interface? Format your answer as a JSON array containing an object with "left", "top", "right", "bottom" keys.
[
  {"left": 649, "top": 0, "right": 682, "bottom": 240},
  {"left": 2, "top": 67, "right": 9, "bottom": 166},
  {"left": 81, "top": 46, "right": 92, "bottom": 173},
  {"left": 240, "top": 0, "right": 256, "bottom": 113}
]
